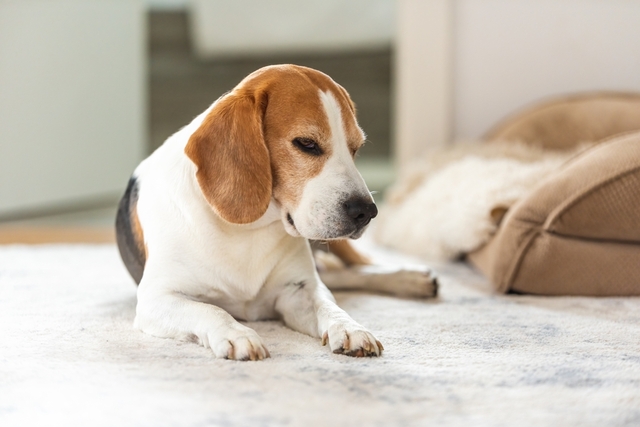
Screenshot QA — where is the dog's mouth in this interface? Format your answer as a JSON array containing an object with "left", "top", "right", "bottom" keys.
[
  {"left": 287, "top": 213, "right": 296, "bottom": 229},
  {"left": 285, "top": 213, "right": 301, "bottom": 236}
]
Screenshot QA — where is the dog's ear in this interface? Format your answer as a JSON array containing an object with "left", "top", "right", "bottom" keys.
[{"left": 185, "top": 91, "right": 272, "bottom": 224}]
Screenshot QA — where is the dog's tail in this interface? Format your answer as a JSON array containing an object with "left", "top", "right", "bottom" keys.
[{"left": 115, "top": 176, "right": 146, "bottom": 285}]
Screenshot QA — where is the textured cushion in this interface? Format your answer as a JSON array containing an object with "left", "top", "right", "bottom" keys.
[
  {"left": 468, "top": 92, "right": 640, "bottom": 296},
  {"left": 469, "top": 131, "right": 640, "bottom": 296},
  {"left": 485, "top": 92, "right": 640, "bottom": 150}
]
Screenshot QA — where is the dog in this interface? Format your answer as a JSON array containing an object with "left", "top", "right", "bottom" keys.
[{"left": 116, "top": 65, "right": 437, "bottom": 361}]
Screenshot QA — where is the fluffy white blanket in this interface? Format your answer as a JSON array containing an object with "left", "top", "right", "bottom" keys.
[
  {"left": 375, "top": 141, "right": 587, "bottom": 260},
  {"left": 1, "top": 244, "right": 639, "bottom": 426}
]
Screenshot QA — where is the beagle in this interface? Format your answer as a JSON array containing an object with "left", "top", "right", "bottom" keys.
[{"left": 116, "top": 65, "right": 437, "bottom": 361}]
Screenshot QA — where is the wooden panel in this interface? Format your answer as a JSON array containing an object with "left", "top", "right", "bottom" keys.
[
  {"left": 0, "top": 227, "right": 115, "bottom": 244},
  {"left": 394, "top": 0, "right": 453, "bottom": 169}
]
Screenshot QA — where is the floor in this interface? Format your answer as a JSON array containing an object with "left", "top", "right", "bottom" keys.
[{"left": 3, "top": 243, "right": 639, "bottom": 427}]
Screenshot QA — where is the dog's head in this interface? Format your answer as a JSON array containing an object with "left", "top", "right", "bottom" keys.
[{"left": 185, "top": 64, "right": 376, "bottom": 240}]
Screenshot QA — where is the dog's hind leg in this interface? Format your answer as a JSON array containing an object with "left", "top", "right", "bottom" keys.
[
  {"left": 310, "top": 239, "right": 371, "bottom": 270},
  {"left": 314, "top": 240, "right": 439, "bottom": 299}
]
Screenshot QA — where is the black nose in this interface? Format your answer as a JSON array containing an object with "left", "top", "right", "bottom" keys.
[{"left": 344, "top": 198, "right": 378, "bottom": 228}]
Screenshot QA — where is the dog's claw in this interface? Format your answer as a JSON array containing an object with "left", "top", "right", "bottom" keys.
[
  {"left": 325, "top": 323, "right": 383, "bottom": 357},
  {"left": 226, "top": 341, "right": 235, "bottom": 360},
  {"left": 209, "top": 328, "right": 269, "bottom": 361},
  {"left": 432, "top": 276, "right": 440, "bottom": 297},
  {"left": 387, "top": 267, "right": 439, "bottom": 298}
]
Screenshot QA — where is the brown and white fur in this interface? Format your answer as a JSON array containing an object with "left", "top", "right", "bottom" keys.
[{"left": 116, "top": 65, "right": 437, "bottom": 361}]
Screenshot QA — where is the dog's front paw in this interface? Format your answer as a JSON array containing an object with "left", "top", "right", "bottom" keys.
[
  {"left": 206, "top": 325, "right": 270, "bottom": 361},
  {"left": 322, "top": 323, "right": 383, "bottom": 357},
  {"left": 389, "top": 266, "right": 439, "bottom": 298}
]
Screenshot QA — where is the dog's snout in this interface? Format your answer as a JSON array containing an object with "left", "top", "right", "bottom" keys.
[{"left": 344, "top": 198, "right": 378, "bottom": 228}]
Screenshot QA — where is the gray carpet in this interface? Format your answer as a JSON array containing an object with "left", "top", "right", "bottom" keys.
[{"left": 1, "top": 243, "right": 639, "bottom": 426}]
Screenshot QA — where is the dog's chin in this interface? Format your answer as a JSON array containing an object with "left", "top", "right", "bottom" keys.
[
  {"left": 347, "top": 226, "right": 368, "bottom": 240},
  {"left": 283, "top": 212, "right": 369, "bottom": 240},
  {"left": 316, "top": 226, "right": 368, "bottom": 241}
]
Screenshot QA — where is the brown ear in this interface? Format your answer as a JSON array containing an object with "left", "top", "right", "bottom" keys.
[
  {"left": 185, "top": 92, "right": 272, "bottom": 224},
  {"left": 336, "top": 84, "right": 357, "bottom": 115}
]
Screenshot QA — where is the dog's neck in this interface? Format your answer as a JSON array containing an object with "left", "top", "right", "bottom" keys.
[{"left": 234, "top": 199, "right": 282, "bottom": 230}]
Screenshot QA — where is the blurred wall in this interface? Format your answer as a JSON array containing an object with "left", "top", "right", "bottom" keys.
[
  {"left": 395, "top": 0, "right": 640, "bottom": 167},
  {"left": 189, "top": 0, "right": 394, "bottom": 58},
  {"left": 146, "top": 0, "right": 187, "bottom": 10},
  {"left": 453, "top": 0, "right": 640, "bottom": 139},
  {"left": 0, "top": 1, "right": 146, "bottom": 216}
]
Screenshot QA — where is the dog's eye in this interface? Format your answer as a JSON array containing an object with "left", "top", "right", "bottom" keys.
[{"left": 292, "top": 137, "right": 322, "bottom": 156}]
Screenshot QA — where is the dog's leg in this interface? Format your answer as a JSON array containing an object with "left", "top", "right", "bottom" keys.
[
  {"left": 319, "top": 264, "right": 439, "bottom": 298},
  {"left": 325, "top": 239, "right": 372, "bottom": 266},
  {"left": 135, "top": 281, "right": 269, "bottom": 361},
  {"left": 275, "top": 279, "right": 383, "bottom": 357},
  {"left": 315, "top": 240, "right": 439, "bottom": 298}
]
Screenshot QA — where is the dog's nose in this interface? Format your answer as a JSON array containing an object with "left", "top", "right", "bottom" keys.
[{"left": 344, "top": 198, "right": 378, "bottom": 228}]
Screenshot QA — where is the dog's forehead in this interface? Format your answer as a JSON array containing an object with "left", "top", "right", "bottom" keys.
[{"left": 244, "top": 65, "right": 364, "bottom": 145}]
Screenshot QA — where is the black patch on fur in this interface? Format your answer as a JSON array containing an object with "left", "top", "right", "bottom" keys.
[
  {"left": 115, "top": 176, "right": 145, "bottom": 285},
  {"left": 291, "top": 281, "right": 306, "bottom": 290}
]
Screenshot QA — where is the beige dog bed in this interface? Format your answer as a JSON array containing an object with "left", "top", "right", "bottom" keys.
[
  {"left": 469, "top": 92, "right": 640, "bottom": 296},
  {"left": 377, "top": 92, "right": 640, "bottom": 296}
]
